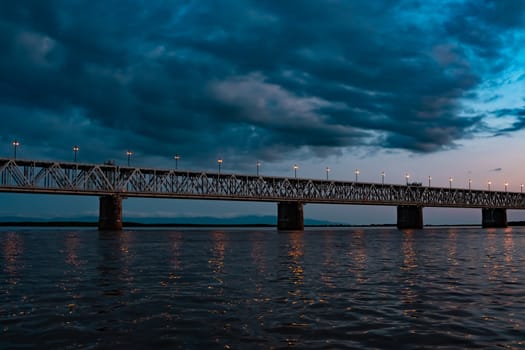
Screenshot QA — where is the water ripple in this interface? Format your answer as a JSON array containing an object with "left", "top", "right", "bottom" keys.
[{"left": 1, "top": 227, "right": 525, "bottom": 349}]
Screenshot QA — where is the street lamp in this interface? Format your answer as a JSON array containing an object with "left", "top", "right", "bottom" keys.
[
  {"left": 488, "top": 180, "right": 491, "bottom": 191},
  {"left": 468, "top": 178, "right": 472, "bottom": 190},
  {"left": 174, "top": 154, "right": 180, "bottom": 169},
  {"left": 355, "top": 169, "right": 360, "bottom": 182},
  {"left": 326, "top": 167, "right": 331, "bottom": 180},
  {"left": 521, "top": 184, "right": 524, "bottom": 193},
  {"left": 12, "top": 140, "right": 19, "bottom": 160},
  {"left": 381, "top": 171, "right": 385, "bottom": 185},
  {"left": 256, "top": 160, "right": 261, "bottom": 176},
  {"left": 405, "top": 173, "right": 410, "bottom": 185},
  {"left": 293, "top": 164, "right": 298, "bottom": 178},
  {"left": 73, "top": 145, "right": 79, "bottom": 162},
  {"left": 449, "top": 177, "right": 453, "bottom": 189},
  {"left": 217, "top": 158, "right": 223, "bottom": 174},
  {"left": 505, "top": 181, "right": 508, "bottom": 192},
  {"left": 126, "top": 150, "right": 133, "bottom": 166},
  {"left": 428, "top": 176, "right": 432, "bottom": 187}
]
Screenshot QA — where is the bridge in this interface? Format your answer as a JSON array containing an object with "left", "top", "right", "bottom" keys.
[{"left": 1, "top": 158, "right": 523, "bottom": 230}]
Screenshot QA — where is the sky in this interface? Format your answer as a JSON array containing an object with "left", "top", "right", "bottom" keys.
[{"left": 1, "top": 0, "right": 525, "bottom": 224}]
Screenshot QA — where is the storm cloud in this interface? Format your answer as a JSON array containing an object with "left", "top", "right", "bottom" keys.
[{"left": 0, "top": 0, "right": 523, "bottom": 167}]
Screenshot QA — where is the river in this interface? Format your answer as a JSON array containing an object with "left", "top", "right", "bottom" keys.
[{"left": 1, "top": 226, "right": 524, "bottom": 349}]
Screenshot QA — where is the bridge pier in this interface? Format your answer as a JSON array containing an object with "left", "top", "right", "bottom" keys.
[
  {"left": 397, "top": 205, "right": 423, "bottom": 229},
  {"left": 482, "top": 208, "right": 507, "bottom": 228},
  {"left": 98, "top": 195, "right": 123, "bottom": 230},
  {"left": 277, "top": 202, "right": 304, "bottom": 230}
]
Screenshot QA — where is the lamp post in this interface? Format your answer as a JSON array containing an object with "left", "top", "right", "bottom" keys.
[
  {"left": 293, "top": 164, "right": 298, "bottom": 178},
  {"left": 73, "top": 145, "right": 79, "bottom": 162},
  {"left": 488, "top": 181, "right": 491, "bottom": 191},
  {"left": 505, "top": 181, "right": 508, "bottom": 192},
  {"left": 405, "top": 173, "right": 410, "bottom": 185},
  {"left": 217, "top": 158, "right": 223, "bottom": 174},
  {"left": 521, "top": 184, "right": 524, "bottom": 193},
  {"left": 428, "top": 176, "right": 432, "bottom": 187},
  {"left": 256, "top": 160, "right": 261, "bottom": 176},
  {"left": 174, "top": 154, "right": 180, "bottom": 169},
  {"left": 381, "top": 171, "right": 385, "bottom": 185},
  {"left": 449, "top": 177, "right": 453, "bottom": 189},
  {"left": 126, "top": 150, "right": 133, "bottom": 166},
  {"left": 468, "top": 178, "right": 472, "bottom": 190},
  {"left": 355, "top": 169, "right": 360, "bottom": 182},
  {"left": 12, "top": 140, "right": 19, "bottom": 160},
  {"left": 326, "top": 167, "right": 330, "bottom": 180}
]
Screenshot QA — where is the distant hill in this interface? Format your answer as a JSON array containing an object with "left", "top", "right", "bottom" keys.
[{"left": 0, "top": 215, "right": 343, "bottom": 226}]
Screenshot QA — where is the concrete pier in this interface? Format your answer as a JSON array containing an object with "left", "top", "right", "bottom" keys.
[
  {"left": 277, "top": 202, "right": 304, "bottom": 230},
  {"left": 98, "top": 195, "right": 123, "bottom": 230},
  {"left": 482, "top": 208, "right": 507, "bottom": 228},
  {"left": 397, "top": 205, "right": 423, "bottom": 229}
]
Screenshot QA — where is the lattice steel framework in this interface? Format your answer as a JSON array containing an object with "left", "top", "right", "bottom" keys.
[{"left": 1, "top": 158, "right": 524, "bottom": 208}]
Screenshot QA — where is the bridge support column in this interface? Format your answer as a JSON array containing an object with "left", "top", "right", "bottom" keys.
[
  {"left": 397, "top": 206, "right": 423, "bottom": 229},
  {"left": 98, "top": 195, "right": 123, "bottom": 230},
  {"left": 278, "top": 202, "right": 304, "bottom": 231},
  {"left": 482, "top": 208, "right": 507, "bottom": 228}
]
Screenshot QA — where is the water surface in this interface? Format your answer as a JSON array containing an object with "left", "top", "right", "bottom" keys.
[{"left": 1, "top": 227, "right": 525, "bottom": 349}]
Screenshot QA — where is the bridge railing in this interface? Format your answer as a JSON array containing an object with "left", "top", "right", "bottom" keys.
[{"left": 1, "top": 158, "right": 524, "bottom": 209}]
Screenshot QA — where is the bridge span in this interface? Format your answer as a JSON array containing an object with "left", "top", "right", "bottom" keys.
[{"left": 1, "top": 158, "right": 523, "bottom": 230}]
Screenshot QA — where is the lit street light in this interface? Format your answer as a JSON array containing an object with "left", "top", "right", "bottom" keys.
[
  {"left": 12, "top": 140, "right": 20, "bottom": 160},
  {"left": 326, "top": 167, "right": 330, "bottom": 180},
  {"left": 405, "top": 173, "right": 410, "bottom": 185},
  {"left": 521, "top": 184, "right": 524, "bottom": 193},
  {"left": 293, "top": 164, "right": 298, "bottom": 178},
  {"left": 488, "top": 180, "right": 491, "bottom": 191},
  {"left": 174, "top": 154, "right": 180, "bottom": 169},
  {"left": 449, "top": 177, "right": 453, "bottom": 189},
  {"left": 73, "top": 145, "right": 79, "bottom": 162},
  {"left": 428, "top": 176, "right": 432, "bottom": 187},
  {"left": 256, "top": 160, "right": 261, "bottom": 176},
  {"left": 468, "top": 178, "right": 472, "bottom": 190},
  {"left": 127, "top": 150, "right": 133, "bottom": 166},
  {"left": 505, "top": 181, "right": 508, "bottom": 192},
  {"left": 217, "top": 158, "right": 223, "bottom": 174},
  {"left": 355, "top": 169, "right": 360, "bottom": 182},
  {"left": 381, "top": 171, "right": 385, "bottom": 185}
]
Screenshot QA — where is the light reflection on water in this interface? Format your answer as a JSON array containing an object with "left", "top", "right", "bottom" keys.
[{"left": 1, "top": 227, "right": 525, "bottom": 349}]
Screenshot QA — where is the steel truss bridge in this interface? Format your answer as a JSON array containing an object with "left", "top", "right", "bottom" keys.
[{"left": 1, "top": 158, "right": 524, "bottom": 209}]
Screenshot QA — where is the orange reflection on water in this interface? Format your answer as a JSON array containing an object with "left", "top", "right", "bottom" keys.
[
  {"left": 444, "top": 229, "right": 460, "bottom": 293},
  {"left": 168, "top": 231, "right": 183, "bottom": 282},
  {"left": 209, "top": 231, "right": 226, "bottom": 290},
  {"left": 503, "top": 230, "right": 514, "bottom": 264},
  {"left": 348, "top": 229, "right": 367, "bottom": 283},
  {"left": 446, "top": 229, "right": 458, "bottom": 265},
  {"left": 2, "top": 231, "right": 23, "bottom": 276},
  {"left": 251, "top": 231, "right": 267, "bottom": 275},
  {"left": 320, "top": 231, "right": 335, "bottom": 288},
  {"left": 169, "top": 232, "right": 183, "bottom": 270},
  {"left": 65, "top": 233, "right": 80, "bottom": 267},
  {"left": 484, "top": 229, "right": 499, "bottom": 282},
  {"left": 287, "top": 231, "right": 304, "bottom": 286},
  {"left": 400, "top": 230, "right": 419, "bottom": 317},
  {"left": 503, "top": 230, "right": 518, "bottom": 282},
  {"left": 401, "top": 230, "right": 417, "bottom": 270}
]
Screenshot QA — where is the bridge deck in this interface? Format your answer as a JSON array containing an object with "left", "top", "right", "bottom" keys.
[{"left": 1, "top": 158, "right": 524, "bottom": 209}]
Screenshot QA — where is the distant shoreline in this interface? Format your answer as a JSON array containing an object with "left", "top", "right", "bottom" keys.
[
  {"left": 0, "top": 221, "right": 395, "bottom": 228},
  {"left": 1, "top": 221, "right": 523, "bottom": 228}
]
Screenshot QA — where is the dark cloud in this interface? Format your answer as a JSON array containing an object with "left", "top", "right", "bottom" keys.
[
  {"left": 0, "top": 0, "right": 523, "bottom": 168},
  {"left": 492, "top": 107, "right": 525, "bottom": 132}
]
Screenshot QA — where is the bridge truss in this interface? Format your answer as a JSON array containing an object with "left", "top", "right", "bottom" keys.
[{"left": 1, "top": 158, "right": 524, "bottom": 209}]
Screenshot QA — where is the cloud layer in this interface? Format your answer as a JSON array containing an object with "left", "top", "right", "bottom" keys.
[{"left": 1, "top": 0, "right": 524, "bottom": 167}]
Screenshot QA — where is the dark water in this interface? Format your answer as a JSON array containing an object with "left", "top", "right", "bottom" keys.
[{"left": 1, "top": 226, "right": 525, "bottom": 349}]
